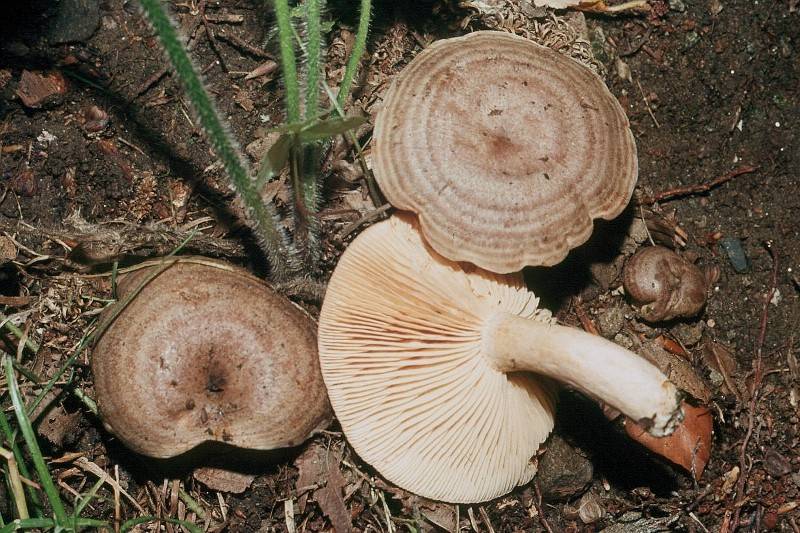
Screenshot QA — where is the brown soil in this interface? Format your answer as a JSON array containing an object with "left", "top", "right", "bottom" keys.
[{"left": 1, "top": 0, "right": 798, "bottom": 531}]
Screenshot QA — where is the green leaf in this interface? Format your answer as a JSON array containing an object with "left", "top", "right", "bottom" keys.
[
  {"left": 255, "top": 133, "right": 294, "bottom": 188},
  {"left": 298, "top": 116, "right": 366, "bottom": 142}
]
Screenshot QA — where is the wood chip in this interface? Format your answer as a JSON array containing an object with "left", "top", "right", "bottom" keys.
[
  {"left": 244, "top": 60, "right": 278, "bottom": 80},
  {"left": 193, "top": 466, "right": 255, "bottom": 494},
  {"left": 16, "top": 70, "right": 68, "bottom": 108},
  {"left": 0, "top": 235, "right": 17, "bottom": 262}
]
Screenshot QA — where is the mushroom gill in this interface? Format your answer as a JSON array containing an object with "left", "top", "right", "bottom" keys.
[{"left": 319, "top": 215, "right": 681, "bottom": 503}]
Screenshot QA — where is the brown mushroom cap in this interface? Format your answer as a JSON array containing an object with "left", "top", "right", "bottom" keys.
[
  {"left": 92, "top": 258, "right": 331, "bottom": 458},
  {"left": 373, "top": 31, "right": 637, "bottom": 273},
  {"left": 319, "top": 215, "right": 680, "bottom": 503},
  {"left": 623, "top": 246, "right": 708, "bottom": 322}
]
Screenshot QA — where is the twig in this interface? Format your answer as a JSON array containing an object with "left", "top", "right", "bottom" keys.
[
  {"left": 478, "top": 506, "right": 496, "bottom": 533},
  {"left": 199, "top": 1, "right": 228, "bottom": 73},
  {"left": 339, "top": 203, "right": 391, "bottom": 239},
  {"left": 134, "top": 66, "right": 169, "bottom": 98},
  {"left": 640, "top": 165, "right": 758, "bottom": 205},
  {"left": 203, "top": 13, "right": 244, "bottom": 24},
  {"left": 533, "top": 480, "right": 555, "bottom": 533},
  {"left": 619, "top": 27, "right": 652, "bottom": 57},
  {"left": 636, "top": 79, "right": 660, "bottom": 128},
  {"left": 727, "top": 241, "right": 779, "bottom": 532},
  {"left": 216, "top": 30, "right": 273, "bottom": 59}
]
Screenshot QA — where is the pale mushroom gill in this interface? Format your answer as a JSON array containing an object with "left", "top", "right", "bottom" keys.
[{"left": 319, "top": 215, "right": 556, "bottom": 502}]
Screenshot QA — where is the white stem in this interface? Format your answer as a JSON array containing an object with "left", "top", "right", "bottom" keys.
[{"left": 486, "top": 312, "right": 682, "bottom": 436}]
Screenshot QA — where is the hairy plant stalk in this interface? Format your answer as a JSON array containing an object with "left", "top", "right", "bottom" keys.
[
  {"left": 138, "top": 0, "right": 293, "bottom": 280},
  {"left": 294, "top": 0, "right": 327, "bottom": 267},
  {"left": 304, "top": 0, "right": 323, "bottom": 121},
  {"left": 273, "top": 0, "right": 301, "bottom": 123},
  {"left": 294, "top": 144, "right": 323, "bottom": 265},
  {"left": 337, "top": 0, "right": 371, "bottom": 108}
]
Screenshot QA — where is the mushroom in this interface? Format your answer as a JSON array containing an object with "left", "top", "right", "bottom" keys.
[
  {"left": 373, "top": 31, "right": 637, "bottom": 273},
  {"left": 92, "top": 257, "right": 332, "bottom": 458},
  {"left": 319, "top": 215, "right": 682, "bottom": 503},
  {"left": 623, "top": 246, "right": 708, "bottom": 322}
]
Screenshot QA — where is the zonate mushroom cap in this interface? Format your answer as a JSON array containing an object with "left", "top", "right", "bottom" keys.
[
  {"left": 373, "top": 31, "right": 638, "bottom": 273},
  {"left": 93, "top": 258, "right": 332, "bottom": 458},
  {"left": 319, "top": 215, "right": 681, "bottom": 503}
]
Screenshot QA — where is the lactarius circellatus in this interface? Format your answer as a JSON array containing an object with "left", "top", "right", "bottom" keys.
[
  {"left": 93, "top": 258, "right": 332, "bottom": 458},
  {"left": 373, "top": 31, "right": 637, "bottom": 273},
  {"left": 623, "top": 246, "right": 708, "bottom": 322},
  {"left": 319, "top": 215, "right": 682, "bottom": 503}
]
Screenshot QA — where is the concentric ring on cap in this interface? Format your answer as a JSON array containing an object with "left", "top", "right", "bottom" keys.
[{"left": 373, "top": 31, "right": 637, "bottom": 273}]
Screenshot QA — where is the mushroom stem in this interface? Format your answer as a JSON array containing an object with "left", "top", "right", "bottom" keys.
[{"left": 486, "top": 312, "right": 683, "bottom": 437}]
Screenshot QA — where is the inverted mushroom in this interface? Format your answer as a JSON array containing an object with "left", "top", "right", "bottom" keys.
[
  {"left": 93, "top": 257, "right": 331, "bottom": 458},
  {"left": 319, "top": 215, "right": 681, "bottom": 503},
  {"left": 373, "top": 31, "right": 637, "bottom": 273}
]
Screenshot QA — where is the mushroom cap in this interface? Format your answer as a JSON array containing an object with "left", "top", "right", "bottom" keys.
[
  {"left": 623, "top": 246, "right": 708, "bottom": 322},
  {"left": 92, "top": 258, "right": 332, "bottom": 458},
  {"left": 373, "top": 31, "right": 638, "bottom": 273},
  {"left": 318, "top": 215, "right": 556, "bottom": 503}
]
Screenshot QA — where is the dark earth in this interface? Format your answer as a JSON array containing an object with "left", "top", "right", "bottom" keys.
[{"left": 0, "top": 0, "right": 798, "bottom": 531}]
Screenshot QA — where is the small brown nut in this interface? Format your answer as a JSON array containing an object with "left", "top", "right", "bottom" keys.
[
  {"left": 623, "top": 246, "right": 707, "bottom": 322},
  {"left": 82, "top": 105, "right": 109, "bottom": 133}
]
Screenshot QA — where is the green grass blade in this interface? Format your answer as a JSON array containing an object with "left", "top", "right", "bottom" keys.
[
  {"left": 0, "top": 517, "right": 56, "bottom": 532},
  {"left": 0, "top": 409, "right": 43, "bottom": 515},
  {"left": 25, "top": 328, "right": 94, "bottom": 418},
  {"left": 3, "top": 356, "right": 68, "bottom": 524},
  {"left": 272, "top": 0, "right": 301, "bottom": 123},
  {"left": 178, "top": 488, "right": 207, "bottom": 520},
  {"left": 137, "top": 0, "right": 293, "bottom": 280},
  {"left": 72, "top": 477, "right": 105, "bottom": 518},
  {"left": 338, "top": 0, "right": 371, "bottom": 108},
  {"left": 73, "top": 517, "right": 108, "bottom": 529}
]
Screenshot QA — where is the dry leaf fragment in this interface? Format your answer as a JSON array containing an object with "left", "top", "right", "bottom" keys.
[
  {"left": 625, "top": 403, "right": 713, "bottom": 478},
  {"left": 295, "top": 443, "right": 352, "bottom": 533},
  {"left": 720, "top": 466, "right": 739, "bottom": 495},
  {"left": 315, "top": 466, "right": 351, "bottom": 533},
  {"left": 193, "top": 467, "right": 255, "bottom": 494},
  {"left": 703, "top": 340, "right": 741, "bottom": 399},
  {"left": 533, "top": 0, "right": 647, "bottom": 12}
]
